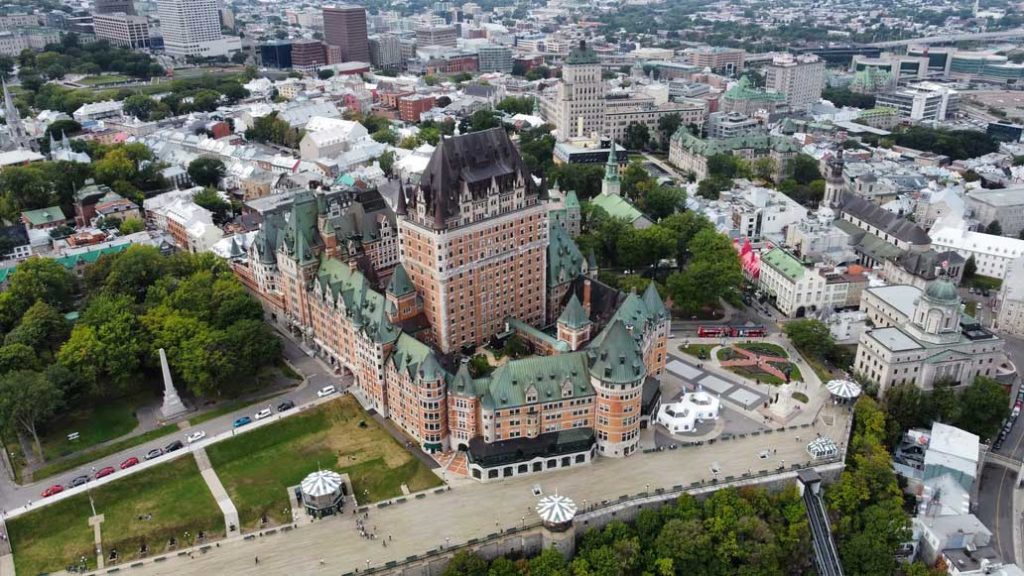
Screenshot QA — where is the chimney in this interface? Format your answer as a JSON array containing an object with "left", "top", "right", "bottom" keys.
[{"left": 583, "top": 279, "right": 592, "bottom": 315}]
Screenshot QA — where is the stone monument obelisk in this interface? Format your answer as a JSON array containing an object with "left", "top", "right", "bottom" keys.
[{"left": 159, "top": 348, "right": 188, "bottom": 419}]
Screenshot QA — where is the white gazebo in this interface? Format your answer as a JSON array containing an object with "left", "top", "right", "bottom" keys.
[
  {"left": 536, "top": 494, "right": 577, "bottom": 532},
  {"left": 300, "top": 470, "right": 345, "bottom": 517},
  {"left": 826, "top": 379, "right": 862, "bottom": 401},
  {"left": 656, "top": 391, "right": 721, "bottom": 434}
]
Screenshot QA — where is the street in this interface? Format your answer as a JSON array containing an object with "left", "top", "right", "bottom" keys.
[
  {"left": 977, "top": 463, "right": 1018, "bottom": 564},
  {"left": 0, "top": 336, "right": 347, "bottom": 512}
]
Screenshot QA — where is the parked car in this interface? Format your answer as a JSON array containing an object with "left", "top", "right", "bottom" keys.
[
  {"left": 144, "top": 448, "right": 164, "bottom": 460},
  {"left": 317, "top": 385, "right": 337, "bottom": 398},
  {"left": 41, "top": 484, "right": 64, "bottom": 498},
  {"left": 233, "top": 416, "right": 252, "bottom": 428},
  {"left": 164, "top": 440, "right": 184, "bottom": 453},
  {"left": 277, "top": 400, "right": 295, "bottom": 412},
  {"left": 186, "top": 430, "right": 206, "bottom": 444},
  {"left": 254, "top": 407, "right": 272, "bottom": 421},
  {"left": 70, "top": 475, "right": 90, "bottom": 488},
  {"left": 120, "top": 456, "right": 139, "bottom": 470},
  {"left": 95, "top": 466, "right": 115, "bottom": 479}
]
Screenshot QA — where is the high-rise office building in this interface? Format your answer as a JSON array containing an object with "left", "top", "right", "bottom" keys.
[
  {"left": 93, "top": 0, "right": 136, "bottom": 16},
  {"left": 396, "top": 128, "right": 548, "bottom": 353},
  {"left": 765, "top": 53, "right": 825, "bottom": 110},
  {"left": 553, "top": 41, "right": 606, "bottom": 140},
  {"left": 368, "top": 34, "right": 402, "bottom": 70},
  {"left": 92, "top": 13, "right": 151, "bottom": 48},
  {"left": 291, "top": 39, "right": 326, "bottom": 71},
  {"left": 158, "top": 0, "right": 239, "bottom": 57},
  {"left": 323, "top": 5, "right": 369, "bottom": 63}
]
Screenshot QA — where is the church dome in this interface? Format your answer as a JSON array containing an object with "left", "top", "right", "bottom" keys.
[{"left": 924, "top": 278, "right": 958, "bottom": 302}]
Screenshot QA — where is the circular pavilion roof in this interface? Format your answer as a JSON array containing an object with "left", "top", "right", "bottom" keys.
[
  {"left": 301, "top": 470, "right": 343, "bottom": 498},
  {"left": 826, "top": 379, "right": 862, "bottom": 399},
  {"left": 536, "top": 494, "right": 577, "bottom": 524}
]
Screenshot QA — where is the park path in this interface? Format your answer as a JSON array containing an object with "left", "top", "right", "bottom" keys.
[{"left": 193, "top": 448, "right": 241, "bottom": 538}]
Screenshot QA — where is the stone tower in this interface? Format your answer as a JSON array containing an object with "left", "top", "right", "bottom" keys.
[{"left": 823, "top": 149, "right": 845, "bottom": 207}]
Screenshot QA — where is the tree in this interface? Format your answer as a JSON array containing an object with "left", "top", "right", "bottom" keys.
[
  {"left": 783, "top": 319, "right": 835, "bottom": 361},
  {"left": 192, "top": 188, "right": 231, "bottom": 224},
  {"left": 0, "top": 56, "right": 13, "bottom": 78},
  {"left": 0, "top": 343, "right": 39, "bottom": 373},
  {"left": 4, "top": 300, "right": 69, "bottom": 357},
  {"left": 623, "top": 122, "right": 650, "bottom": 150},
  {"left": 706, "top": 153, "right": 749, "bottom": 179},
  {"left": 496, "top": 96, "right": 534, "bottom": 115},
  {"left": 954, "top": 376, "right": 1009, "bottom": 441},
  {"left": 642, "top": 186, "right": 685, "bottom": 221},
  {"left": 963, "top": 255, "right": 977, "bottom": 279},
  {"left": 789, "top": 154, "right": 822, "bottom": 185},
  {"left": 552, "top": 164, "right": 603, "bottom": 199},
  {"left": 372, "top": 128, "right": 397, "bottom": 145},
  {"left": 986, "top": 220, "right": 1003, "bottom": 236},
  {"left": 0, "top": 164, "right": 53, "bottom": 221},
  {"left": 661, "top": 211, "right": 714, "bottom": 266},
  {"left": 317, "top": 69, "right": 335, "bottom": 80},
  {"left": 621, "top": 161, "right": 653, "bottom": 202},
  {"left": 753, "top": 157, "right": 777, "bottom": 183},
  {"left": 0, "top": 370, "right": 62, "bottom": 457},
  {"left": 43, "top": 119, "right": 82, "bottom": 141},
  {"left": 656, "top": 113, "right": 682, "bottom": 150},
  {"left": 188, "top": 157, "right": 226, "bottom": 188},
  {"left": 696, "top": 175, "right": 732, "bottom": 199},
  {"left": 666, "top": 228, "right": 742, "bottom": 313},
  {"left": 468, "top": 109, "right": 499, "bottom": 133},
  {"left": 102, "top": 244, "right": 167, "bottom": 301},
  {"left": 377, "top": 150, "right": 395, "bottom": 178},
  {"left": 443, "top": 551, "right": 489, "bottom": 576},
  {"left": 118, "top": 217, "right": 144, "bottom": 235},
  {"left": 0, "top": 258, "right": 75, "bottom": 331},
  {"left": 123, "top": 94, "right": 158, "bottom": 120}
]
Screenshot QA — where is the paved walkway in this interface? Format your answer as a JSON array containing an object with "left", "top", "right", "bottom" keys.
[
  {"left": 193, "top": 448, "right": 240, "bottom": 537},
  {"left": 85, "top": 409, "right": 849, "bottom": 576}
]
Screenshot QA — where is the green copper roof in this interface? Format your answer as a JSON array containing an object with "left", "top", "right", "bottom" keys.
[
  {"left": 316, "top": 255, "right": 400, "bottom": 344},
  {"left": 558, "top": 294, "right": 590, "bottom": 329},
  {"left": 925, "top": 277, "right": 959, "bottom": 303},
  {"left": 449, "top": 361, "right": 479, "bottom": 397},
  {"left": 590, "top": 194, "right": 644, "bottom": 223},
  {"left": 22, "top": 206, "right": 67, "bottom": 226},
  {"left": 761, "top": 248, "right": 805, "bottom": 281},
  {"left": 604, "top": 142, "right": 620, "bottom": 183},
  {"left": 722, "top": 76, "right": 787, "bottom": 104},
  {"left": 391, "top": 333, "right": 445, "bottom": 381},
  {"left": 548, "top": 223, "right": 585, "bottom": 287},
  {"left": 564, "top": 190, "right": 580, "bottom": 209},
  {"left": 508, "top": 318, "right": 570, "bottom": 353},
  {"left": 587, "top": 319, "right": 644, "bottom": 384},
  {"left": 482, "top": 352, "right": 592, "bottom": 410},
  {"left": 387, "top": 264, "right": 415, "bottom": 297},
  {"left": 641, "top": 282, "right": 667, "bottom": 319}
]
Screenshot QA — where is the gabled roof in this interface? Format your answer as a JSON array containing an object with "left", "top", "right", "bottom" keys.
[
  {"left": 481, "top": 352, "right": 592, "bottom": 410},
  {"left": 386, "top": 263, "right": 415, "bottom": 297},
  {"left": 836, "top": 191, "right": 931, "bottom": 245}
]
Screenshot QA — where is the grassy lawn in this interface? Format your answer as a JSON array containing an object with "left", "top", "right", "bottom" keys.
[
  {"left": 725, "top": 365, "right": 784, "bottom": 385},
  {"left": 33, "top": 424, "right": 180, "bottom": 482},
  {"left": 9, "top": 457, "right": 221, "bottom": 576},
  {"left": 39, "top": 400, "right": 142, "bottom": 462},
  {"left": 967, "top": 275, "right": 1002, "bottom": 291},
  {"left": 207, "top": 396, "right": 441, "bottom": 531},
  {"left": 679, "top": 344, "right": 715, "bottom": 359},
  {"left": 736, "top": 342, "right": 788, "bottom": 358},
  {"left": 78, "top": 74, "right": 133, "bottom": 85}
]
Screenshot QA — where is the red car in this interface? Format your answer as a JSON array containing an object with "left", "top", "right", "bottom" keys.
[
  {"left": 41, "top": 484, "right": 64, "bottom": 498},
  {"left": 119, "top": 456, "right": 139, "bottom": 470},
  {"left": 95, "top": 466, "right": 115, "bottom": 479}
]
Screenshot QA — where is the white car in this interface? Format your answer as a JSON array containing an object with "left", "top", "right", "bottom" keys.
[
  {"left": 254, "top": 407, "right": 273, "bottom": 421},
  {"left": 317, "top": 385, "right": 337, "bottom": 398},
  {"left": 186, "top": 430, "right": 206, "bottom": 444}
]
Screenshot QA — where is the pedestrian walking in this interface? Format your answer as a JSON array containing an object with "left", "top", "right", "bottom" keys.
[
  {"left": 255, "top": 557, "right": 259, "bottom": 565},
  {"left": 320, "top": 558, "right": 326, "bottom": 567},
  {"left": 389, "top": 534, "right": 393, "bottom": 542}
]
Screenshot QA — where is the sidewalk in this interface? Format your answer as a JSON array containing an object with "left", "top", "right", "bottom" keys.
[{"left": 194, "top": 448, "right": 240, "bottom": 538}]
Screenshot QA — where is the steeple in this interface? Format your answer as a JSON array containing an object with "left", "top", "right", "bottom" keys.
[
  {"left": 823, "top": 148, "right": 845, "bottom": 208},
  {"left": 601, "top": 141, "right": 621, "bottom": 196},
  {"left": 2, "top": 77, "right": 34, "bottom": 152}
]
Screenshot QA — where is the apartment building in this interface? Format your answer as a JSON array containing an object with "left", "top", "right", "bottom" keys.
[
  {"left": 766, "top": 53, "right": 825, "bottom": 110},
  {"left": 92, "top": 13, "right": 151, "bottom": 49}
]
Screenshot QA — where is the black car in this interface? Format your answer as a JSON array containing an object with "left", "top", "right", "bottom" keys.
[
  {"left": 277, "top": 400, "right": 295, "bottom": 412},
  {"left": 70, "top": 475, "right": 90, "bottom": 487},
  {"left": 165, "top": 440, "right": 184, "bottom": 453}
]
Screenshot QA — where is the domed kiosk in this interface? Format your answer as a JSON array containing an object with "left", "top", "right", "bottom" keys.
[
  {"left": 300, "top": 470, "right": 346, "bottom": 518},
  {"left": 535, "top": 494, "right": 578, "bottom": 558}
]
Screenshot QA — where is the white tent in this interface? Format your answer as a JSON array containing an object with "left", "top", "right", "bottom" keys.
[
  {"left": 536, "top": 494, "right": 578, "bottom": 524},
  {"left": 826, "top": 379, "right": 862, "bottom": 399}
]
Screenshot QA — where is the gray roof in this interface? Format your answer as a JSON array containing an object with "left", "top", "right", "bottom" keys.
[{"left": 836, "top": 192, "right": 931, "bottom": 245}]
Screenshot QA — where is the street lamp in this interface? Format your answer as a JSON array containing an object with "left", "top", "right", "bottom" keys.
[
  {"left": 645, "top": 483, "right": 650, "bottom": 495},
  {"left": 521, "top": 516, "right": 525, "bottom": 530}
]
